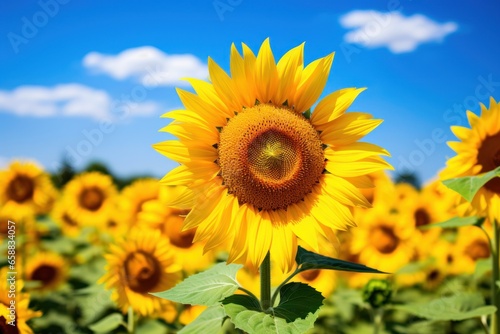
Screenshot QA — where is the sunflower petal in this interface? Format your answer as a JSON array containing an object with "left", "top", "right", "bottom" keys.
[
  {"left": 311, "top": 88, "right": 366, "bottom": 126},
  {"left": 254, "top": 38, "right": 279, "bottom": 103}
]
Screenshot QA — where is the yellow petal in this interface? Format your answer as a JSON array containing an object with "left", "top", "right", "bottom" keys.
[
  {"left": 208, "top": 57, "right": 242, "bottom": 112},
  {"left": 322, "top": 174, "right": 371, "bottom": 208},
  {"left": 153, "top": 141, "right": 217, "bottom": 164},
  {"left": 326, "top": 157, "right": 393, "bottom": 177},
  {"left": 275, "top": 43, "right": 304, "bottom": 105},
  {"left": 177, "top": 88, "right": 228, "bottom": 126},
  {"left": 293, "top": 53, "right": 334, "bottom": 113},
  {"left": 246, "top": 208, "right": 273, "bottom": 267},
  {"left": 254, "top": 38, "right": 279, "bottom": 103},
  {"left": 311, "top": 88, "right": 366, "bottom": 127},
  {"left": 270, "top": 223, "right": 297, "bottom": 273},
  {"left": 185, "top": 78, "right": 232, "bottom": 118},
  {"left": 160, "top": 164, "right": 219, "bottom": 186},
  {"left": 230, "top": 43, "right": 254, "bottom": 107},
  {"left": 320, "top": 113, "right": 382, "bottom": 146}
]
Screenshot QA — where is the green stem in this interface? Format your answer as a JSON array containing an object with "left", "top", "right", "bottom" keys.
[
  {"left": 260, "top": 252, "right": 272, "bottom": 311},
  {"left": 373, "top": 308, "right": 383, "bottom": 334},
  {"left": 270, "top": 267, "right": 300, "bottom": 307},
  {"left": 491, "top": 219, "right": 500, "bottom": 334},
  {"left": 127, "top": 306, "right": 135, "bottom": 333},
  {"left": 238, "top": 287, "right": 259, "bottom": 301}
]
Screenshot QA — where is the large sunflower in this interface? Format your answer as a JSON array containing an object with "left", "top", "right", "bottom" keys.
[
  {"left": 62, "top": 171, "right": 117, "bottom": 227},
  {"left": 0, "top": 161, "right": 57, "bottom": 217},
  {"left": 100, "top": 228, "right": 182, "bottom": 317},
  {"left": 441, "top": 97, "right": 500, "bottom": 221},
  {"left": 155, "top": 39, "right": 391, "bottom": 271}
]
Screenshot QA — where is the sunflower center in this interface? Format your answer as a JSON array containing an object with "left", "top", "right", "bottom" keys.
[
  {"left": 427, "top": 269, "right": 440, "bottom": 282},
  {"left": 79, "top": 187, "right": 105, "bottom": 211},
  {"left": 218, "top": 104, "right": 325, "bottom": 211},
  {"left": 62, "top": 213, "right": 78, "bottom": 227},
  {"left": 300, "top": 269, "right": 321, "bottom": 282},
  {"left": 164, "top": 209, "right": 194, "bottom": 249},
  {"left": 477, "top": 132, "right": 500, "bottom": 194},
  {"left": 465, "top": 239, "right": 490, "bottom": 261},
  {"left": 31, "top": 265, "right": 58, "bottom": 286},
  {"left": 414, "top": 208, "right": 431, "bottom": 227},
  {"left": 7, "top": 175, "right": 34, "bottom": 203},
  {"left": 124, "top": 251, "right": 161, "bottom": 293},
  {"left": 371, "top": 226, "right": 399, "bottom": 254},
  {"left": 0, "top": 316, "right": 19, "bottom": 334}
]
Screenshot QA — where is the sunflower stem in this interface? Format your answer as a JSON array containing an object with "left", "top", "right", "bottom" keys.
[
  {"left": 260, "top": 252, "right": 272, "bottom": 311},
  {"left": 127, "top": 306, "right": 135, "bottom": 333},
  {"left": 491, "top": 219, "right": 500, "bottom": 334}
]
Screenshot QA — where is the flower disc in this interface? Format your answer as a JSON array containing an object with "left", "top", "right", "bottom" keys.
[{"left": 219, "top": 104, "right": 324, "bottom": 210}]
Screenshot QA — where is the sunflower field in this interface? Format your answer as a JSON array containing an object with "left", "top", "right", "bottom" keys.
[{"left": 2, "top": 39, "right": 500, "bottom": 334}]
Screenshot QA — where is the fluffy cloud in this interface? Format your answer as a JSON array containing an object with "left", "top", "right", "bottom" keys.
[
  {"left": 340, "top": 10, "right": 458, "bottom": 53},
  {"left": 0, "top": 84, "right": 160, "bottom": 120},
  {"left": 83, "top": 46, "right": 208, "bottom": 86}
]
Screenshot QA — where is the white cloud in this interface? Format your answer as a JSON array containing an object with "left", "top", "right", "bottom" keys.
[
  {"left": 340, "top": 10, "right": 458, "bottom": 53},
  {"left": 83, "top": 46, "right": 208, "bottom": 86},
  {"left": 0, "top": 84, "right": 161, "bottom": 120}
]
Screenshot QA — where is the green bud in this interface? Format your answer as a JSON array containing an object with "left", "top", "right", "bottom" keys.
[{"left": 362, "top": 279, "right": 392, "bottom": 308}]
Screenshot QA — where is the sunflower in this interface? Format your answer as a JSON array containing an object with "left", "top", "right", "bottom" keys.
[
  {"left": 62, "top": 171, "right": 117, "bottom": 227},
  {"left": 155, "top": 39, "right": 391, "bottom": 271},
  {"left": 452, "top": 226, "right": 491, "bottom": 274},
  {"left": 350, "top": 209, "right": 415, "bottom": 274},
  {"left": 100, "top": 228, "right": 182, "bottom": 317},
  {"left": 138, "top": 193, "right": 214, "bottom": 273},
  {"left": 25, "top": 253, "right": 67, "bottom": 292},
  {"left": 0, "top": 268, "right": 41, "bottom": 334},
  {"left": 51, "top": 200, "right": 83, "bottom": 238},
  {"left": 119, "top": 178, "right": 161, "bottom": 227},
  {"left": 0, "top": 161, "right": 57, "bottom": 217},
  {"left": 441, "top": 97, "right": 500, "bottom": 222}
]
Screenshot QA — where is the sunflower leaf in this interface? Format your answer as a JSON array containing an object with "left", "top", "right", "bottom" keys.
[
  {"left": 151, "top": 262, "right": 242, "bottom": 306},
  {"left": 295, "top": 246, "right": 386, "bottom": 273},
  {"left": 419, "top": 216, "right": 485, "bottom": 230},
  {"left": 442, "top": 166, "right": 500, "bottom": 202},
  {"left": 391, "top": 292, "right": 496, "bottom": 321},
  {"left": 273, "top": 283, "right": 324, "bottom": 322},
  {"left": 88, "top": 313, "right": 124, "bottom": 333},
  {"left": 223, "top": 302, "right": 319, "bottom": 334},
  {"left": 178, "top": 305, "right": 226, "bottom": 334},
  {"left": 222, "top": 294, "right": 262, "bottom": 312}
]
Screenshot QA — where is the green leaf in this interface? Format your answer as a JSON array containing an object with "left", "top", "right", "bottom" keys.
[
  {"left": 88, "top": 313, "right": 124, "bottom": 333},
  {"left": 420, "top": 216, "right": 484, "bottom": 230},
  {"left": 442, "top": 166, "right": 500, "bottom": 202},
  {"left": 295, "top": 246, "right": 386, "bottom": 273},
  {"left": 178, "top": 305, "right": 226, "bottom": 334},
  {"left": 222, "top": 294, "right": 262, "bottom": 312},
  {"left": 151, "top": 262, "right": 242, "bottom": 306},
  {"left": 273, "top": 283, "right": 324, "bottom": 322},
  {"left": 474, "top": 257, "right": 491, "bottom": 280},
  {"left": 223, "top": 303, "right": 319, "bottom": 334},
  {"left": 392, "top": 292, "right": 496, "bottom": 321},
  {"left": 302, "top": 109, "right": 311, "bottom": 119}
]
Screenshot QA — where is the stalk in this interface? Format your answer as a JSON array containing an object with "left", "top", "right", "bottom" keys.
[{"left": 260, "top": 252, "right": 272, "bottom": 311}]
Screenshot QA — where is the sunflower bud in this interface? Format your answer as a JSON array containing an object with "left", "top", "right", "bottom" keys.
[{"left": 362, "top": 279, "right": 392, "bottom": 308}]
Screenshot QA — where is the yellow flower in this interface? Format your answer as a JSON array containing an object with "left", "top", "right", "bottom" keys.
[
  {"left": 0, "top": 268, "right": 41, "bottom": 334},
  {"left": 119, "top": 178, "right": 161, "bottom": 227},
  {"left": 51, "top": 200, "right": 83, "bottom": 237},
  {"left": 138, "top": 192, "right": 215, "bottom": 273},
  {"left": 25, "top": 252, "right": 67, "bottom": 292},
  {"left": 441, "top": 97, "right": 500, "bottom": 221},
  {"left": 0, "top": 161, "right": 57, "bottom": 218},
  {"left": 452, "top": 226, "right": 491, "bottom": 274},
  {"left": 155, "top": 39, "right": 391, "bottom": 272},
  {"left": 62, "top": 171, "right": 117, "bottom": 227},
  {"left": 101, "top": 228, "right": 182, "bottom": 317},
  {"left": 350, "top": 210, "right": 415, "bottom": 273}
]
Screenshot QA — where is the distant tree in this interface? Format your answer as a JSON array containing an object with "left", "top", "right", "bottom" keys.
[
  {"left": 394, "top": 170, "right": 421, "bottom": 190},
  {"left": 51, "top": 157, "right": 76, "bottom": 189}
]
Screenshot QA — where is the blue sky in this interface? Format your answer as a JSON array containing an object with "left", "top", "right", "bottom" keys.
[{"left": 1, "top": 0, "right": 499, "bottom": 182}]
